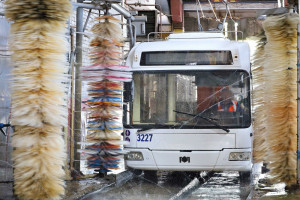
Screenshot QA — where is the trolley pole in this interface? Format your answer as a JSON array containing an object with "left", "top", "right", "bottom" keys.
[{"left": 297, "top": 0, "right": 300, "bottom": 185}]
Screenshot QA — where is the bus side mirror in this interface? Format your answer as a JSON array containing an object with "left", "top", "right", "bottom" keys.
[{"left": 124, "top": 82, "right": 132, "bottom": 102}]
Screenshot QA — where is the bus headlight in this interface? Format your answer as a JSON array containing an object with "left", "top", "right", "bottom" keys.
[
  {"left": 229, "top": 152, "right": 251, "bottom": 161},
  {"left": 125, "top": 152, "right": 144, "bottom": 161}
]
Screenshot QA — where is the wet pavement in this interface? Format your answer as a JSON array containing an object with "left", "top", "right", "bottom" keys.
[
  {"left": 0, "top": 175, "right": 114, "bottom": 200},
  {"left": 187, "top": 172, "right": 251, "bottom": 200},
  {"left": 64, "top": 177, "right": 113, "bottom": 200},
  {"left": 82, "top": 171, "right": 183, "bottom": 200},
  {"left": 2, "top": 166, "right": 300, "bottom": 199},
  {"left": 82, "top": 171, "right": 252, "bottom": 200}
]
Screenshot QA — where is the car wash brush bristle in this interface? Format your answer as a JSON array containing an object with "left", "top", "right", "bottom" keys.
[
  {"left": 80, "top": 16, "right": 132, "bottom": 173},
  {"left": 5, "top": 0, "right": 71, "bottom": 199},
  {"left": 261, "top": 13, "right": 298, "bottom": 186},
  {"left": 9, "top": 21, "right": 68, "bottom": 127},
  {"left": 12, "top": 126, "right": 66, "bottom": 200},
  {"left": 252, "top": 32, "right": 268, "bottom": 163},
  {"left": 5, "top": 0, "right": 72, "bottom": 22},
  {"left": 91, "top": 16, "right": 124, "bottom": 41}
]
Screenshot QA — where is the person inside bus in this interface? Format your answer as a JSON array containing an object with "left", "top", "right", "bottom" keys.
[{"left": 217, "top": 88, "right": 240, "bottom": 113}]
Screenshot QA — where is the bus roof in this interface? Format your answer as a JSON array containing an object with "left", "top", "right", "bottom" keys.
[
  {"left": 126, "top": 32, "right": 250, "bottom": 71},
  {"left": 168, "top": 32, "right": 225, "bottom": 40}
]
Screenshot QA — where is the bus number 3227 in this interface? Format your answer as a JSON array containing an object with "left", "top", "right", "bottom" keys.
[{"left": 137, "top": 134, "right": 153, "bottom": 142}]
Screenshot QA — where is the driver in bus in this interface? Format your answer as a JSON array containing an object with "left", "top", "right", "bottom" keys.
[{"left": 217, "top": 88, "right": 239, "bottom": 113}]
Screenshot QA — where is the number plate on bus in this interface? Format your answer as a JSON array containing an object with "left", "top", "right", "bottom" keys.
[{"left": 137, "top": 134, "right": 153, "bottom": 142}]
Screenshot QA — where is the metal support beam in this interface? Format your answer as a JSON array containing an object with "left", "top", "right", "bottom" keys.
[
  {"left": 72, "top": 1, "right": 136, "bottom": 46},
  {"left": 72, "top": 2, "right": 102, "bottom": 9},
  {"left": 111, "top": 4, "right": 135, "bottom": 21},
  {"left": 72, "top": 2, "right": 135, "bottom": 21},
  {"left": 127, "top": 19, "right": 134, "bottom": 49},
  {"left": 73, "top": 0, "right": 84, "bottom": 171}
]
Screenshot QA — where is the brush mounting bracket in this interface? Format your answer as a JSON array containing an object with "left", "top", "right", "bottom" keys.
[
  {"left": 0, "top": 123, "right": 10, "bottom": 136},
  {"left": 103, "top": 2, "right": 111, "bottom": 15},
  {"left": 91, "top": 0, "right": 120, "bottom": 15}
]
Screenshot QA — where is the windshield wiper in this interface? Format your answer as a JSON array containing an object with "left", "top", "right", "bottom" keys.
[
  {"left": 137, "top": 123, "right": 174, "bottom": 132},
  {"left": 173, "top": 110, "right": 230, "bottom": 133}
]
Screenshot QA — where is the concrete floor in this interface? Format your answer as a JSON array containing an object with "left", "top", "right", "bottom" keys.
[{"left": 0, "top": 176, "right": 113, "bottom": 200}]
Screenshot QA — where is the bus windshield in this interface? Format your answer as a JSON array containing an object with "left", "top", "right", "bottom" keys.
[{"left": 130, "top": 70, "right": 251, "bottom": 128}]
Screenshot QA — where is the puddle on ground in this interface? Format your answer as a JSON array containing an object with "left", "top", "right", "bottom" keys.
[{"left": 187, "top": 171, "right": 250, "bottom": 200}]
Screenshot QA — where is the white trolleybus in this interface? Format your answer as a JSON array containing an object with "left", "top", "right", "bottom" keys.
[{"left": 123, "top": 32, "right": 252, "bottom": 179}]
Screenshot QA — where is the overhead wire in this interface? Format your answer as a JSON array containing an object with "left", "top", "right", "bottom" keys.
[
  {"left": 195, "top": 0, "right": 204, "bottom": 31},
  {"left": 222, "top": 0, "right": 238, "bottom": 39},
  {"left": 195, "top": 0, "right": 237, "bottom": 33},
  {"left": 225, "top": 0, "right": 236, "bottom": 24},
  {"left": 207, "top": 0, "right": 220, "bottom": 22},
  {"left": 197, "top": 0, "right": 205, "bottom": 18},
  {"left": 219, "top": 0, "right": 229, "bottom": 32}
]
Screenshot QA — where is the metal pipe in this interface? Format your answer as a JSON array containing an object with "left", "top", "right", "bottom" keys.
[
  {"left": 83, "top": 9, "right": 92, "bottom": 32},
  {"left": 73, "top": 0, "right": 84, "bottom": 171},
  {"left": 111, "top": 3, "right": 135, "bottom": 21},
  {"left": 127, "top": 18, "right": 134, "bottom": 49},
  {"left": 297, "top": 0, "right": 300, "bottom": 185},
  {"left": 132, "top": 24, "right": 136, "bottom": 45},
  {"left": 169, "top": 171, "right": 214, "bottom": 200},
  {"left": 72, "top": 2, "right": 135, "bottom": 21},
  {"left": 72, "top": 2, "right": 102, "bottom": 9},
  {"left": 169, "top": 178, "right": 200, "bottom": 200},
  {"left": 69, "top": 27, "right": 75, "bottom": 172}
]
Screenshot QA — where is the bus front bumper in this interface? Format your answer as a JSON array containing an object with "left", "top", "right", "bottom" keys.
[{"left": 125, "top": 148, "right": 252, "bottom": 172}]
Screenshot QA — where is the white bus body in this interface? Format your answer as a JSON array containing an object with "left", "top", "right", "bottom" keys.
[{"left": 124, "top": 32, "right": 252, "bottom": 172}]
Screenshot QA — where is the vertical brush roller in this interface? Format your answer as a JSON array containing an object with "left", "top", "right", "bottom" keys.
[
  {"left": 5, "top": 0, "right": 71, "bottom": 199},
  {"left": 80, "top": 16, "right": 132, "bottom": 174},
  {"left": 262, "top": 13, "right": 298, "bottom": 186},
  {"left": 252, "top": 32, "right": 268, "bottom": 163}
]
